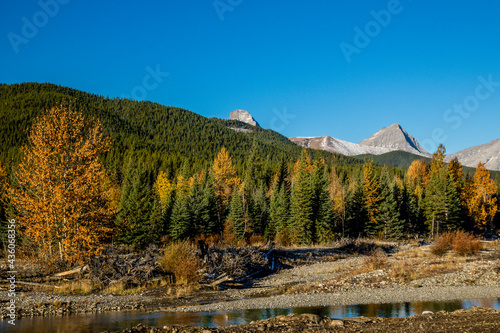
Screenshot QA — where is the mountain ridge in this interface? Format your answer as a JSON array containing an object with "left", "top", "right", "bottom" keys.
[{"left": 290, "top": 123, "right": 431, "bottom": 158}]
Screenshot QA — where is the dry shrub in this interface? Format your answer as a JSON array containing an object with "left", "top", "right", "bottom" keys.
[
  {"left": 161, "top": 241, "right": 200, "bottom": 285},
  {"left": 275, "top": 228, "right": 292, "bottom": 246},
  {"left": 222, "top": 220, "right": 238, "bottom": 246},
  {"left": 249, "top": 234, "right": 266, "bottom": 246},
  {"left": 431, "top": 232, "right": 454, "bottom": 256},
  {"left": 452, "top": 230, "right": 482, "bottom": 256},
  {"left": 363, "top": 249, "right": 387, "bottom": 270},
  {"left": 195, "top": 234, "right": 221, "bottom": 247},
  {"left": 432, "top": 231, "right": 482, "bottom": 257}
]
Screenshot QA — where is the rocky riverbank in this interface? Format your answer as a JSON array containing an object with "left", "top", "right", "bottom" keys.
[
  {"left": 1, "top": 241, "right": 500, "bottom": 325},
  {"left": 108, "top": 307, "right": 500, "bottom": 332}
]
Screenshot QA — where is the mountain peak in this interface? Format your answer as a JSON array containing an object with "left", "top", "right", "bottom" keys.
[
  {"left": 229, "top": 109, "right": 260, "bottom": 127},
  {"left": 359, "top": 124, "right": 430, "bottom": 157}
]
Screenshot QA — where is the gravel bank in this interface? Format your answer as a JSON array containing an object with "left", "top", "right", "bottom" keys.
[{"left": 168, "top": 286, "right": 500, "bottom": 313}]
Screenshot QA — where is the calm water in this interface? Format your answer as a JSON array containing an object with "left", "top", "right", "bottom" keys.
[{"left": 1, "top": 299, "right": 499, "bottom": 333}]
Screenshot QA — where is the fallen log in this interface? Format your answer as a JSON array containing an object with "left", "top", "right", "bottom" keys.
[
  {"left": 15, "top": 281, "right": 60, "bottom": 289},
  {"left": 53, "top": 265, "right": 88, "bottom": 278}
]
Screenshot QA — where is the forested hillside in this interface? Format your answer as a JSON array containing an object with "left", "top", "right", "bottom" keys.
[
  {"left": 1, "top": 83, "right": 499, "bottom": 265},
  {"left": 0, "top": 83, "right": 359, "bottom": 180}
]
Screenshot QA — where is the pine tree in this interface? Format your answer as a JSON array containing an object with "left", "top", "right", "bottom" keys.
[
  {"left": 345, "top": 174, "right": 368, "bottom": 238},
  {"left": 289, "top": 151, "right": 314, "bottom": 243},
  {"left": 423, "top": 168, "right": 447, "bottom": 236},
  {"left": 169, "top": 188, "right": 193, "bottom": 241},
  {"left": 8, "top": 105, "right": 116, "bottom": 264},
  {"left": 227, "top": 186, "right": 248, "bottom": 241},
  {"left": 115, "top": 159, "right": 160, "bottom": 247},
  {"left": 311, "top": 160, "right": 334, "bottom": 243},
  {"left": 442, "top": 173, "right": 462, "bottom": 231},
  {"left": 269, "top": 180, "right": 290, "bottom": 239},
  {"left": 378, "top": 169, "right": 404, "bottom": 239}
]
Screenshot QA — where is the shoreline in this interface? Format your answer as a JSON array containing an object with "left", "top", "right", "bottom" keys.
[{"left": 166, "top": 285, "right": 500, "bottom": 313}]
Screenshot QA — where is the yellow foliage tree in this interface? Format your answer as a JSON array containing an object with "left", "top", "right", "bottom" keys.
[
  {"left": 406, "top": 159, "right": 429, "bottom": 188},
  {"left": 8, "top": 105, "right": 116, "bottom": 264},
  {"left": 212, "top": 147, "right": 240, "bottom": 205},
  {"left": 467, "top": 163, "right": 498, "bottom": 231},
  {"left": 155, "top": 171, "right": 173, "bottom": 214}
]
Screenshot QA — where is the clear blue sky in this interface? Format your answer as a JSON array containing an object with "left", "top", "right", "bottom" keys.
[{"left": 1, "top": 0, "right": 500, "bottom": 154}]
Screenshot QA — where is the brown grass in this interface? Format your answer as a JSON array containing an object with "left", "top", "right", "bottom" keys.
[
  {"left": 160, "top": 241, "right": 201, "bottom": 285},
  {"left": 56, "top": 280, "right": 94, "bottom": 295}
]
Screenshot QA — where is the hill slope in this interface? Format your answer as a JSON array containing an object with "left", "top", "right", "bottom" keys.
[{"left": 0, "top": 83, "right": 359, "bottom": 176}]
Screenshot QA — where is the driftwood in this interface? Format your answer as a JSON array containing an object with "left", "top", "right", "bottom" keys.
[
  {"left": 83, "top": 246, "right": 165, "bottom": 286},
  {"left": 53, "top": 265, "right": 88, "bottom": 277},
  {"left": 199, "top": 244, "right": 276, "bottom": 288}
]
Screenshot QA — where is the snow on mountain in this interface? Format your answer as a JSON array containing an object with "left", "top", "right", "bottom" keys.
[
  {"left": 290, "top": 123, "right": 430, "bottom": 158},
  {"left": 290, "top": 136, "right": 393, "bottom": 156},
  {"left": 446, "top": 139, "right": 500, "bottom": 171}
]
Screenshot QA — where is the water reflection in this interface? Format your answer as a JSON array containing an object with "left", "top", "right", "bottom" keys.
[{"left": 1, "top": 299, "right": 499, "bottom": 333}]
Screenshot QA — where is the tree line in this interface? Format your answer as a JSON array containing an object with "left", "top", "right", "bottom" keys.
[{"left": 2, "top": 105, "right": 499, "bottom": 265}]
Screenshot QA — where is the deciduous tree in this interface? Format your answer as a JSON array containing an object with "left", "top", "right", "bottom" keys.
[{"left": 9, "top": 105, "right": 116, "bottom": 264}]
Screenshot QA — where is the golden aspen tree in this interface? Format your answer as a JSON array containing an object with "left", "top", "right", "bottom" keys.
[
  {"left": 212, "top": 147, "right": 240, "bottom": 204},
  {"left": 468, "top": 163, "right": 498, "bottom": 231},
  {"left": 328, "top": 169, "right": 347, "bottom": 236},
  {"left": 8, "top": 105, "right": 115, "bottom": 264},
  {"left": 363, "top": 160, "right": 381, "bottom": 236},
  {"left": 406, "top": 160, "right": 429, "bottom": 188},
  {"left": 155, "top": 171, "right": 173, "bottom": 214}
]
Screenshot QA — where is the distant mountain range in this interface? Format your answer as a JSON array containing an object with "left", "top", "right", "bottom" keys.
[
  {"left": 290, "top": 123, "right": 431, "bottom": 158},
  {"left": 447, "top": 139, "right": 500, "bottom": 171},
  {"left": 231, "top": 111, "right": 500, "bottom": 171}
]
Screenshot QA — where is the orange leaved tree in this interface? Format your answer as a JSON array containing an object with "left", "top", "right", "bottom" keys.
[
  {"left": 466, "top": 163, "right": 498, "bottom": 232},
  {"left": 9, "top": 104, "right": 116, "bottom": 264}
]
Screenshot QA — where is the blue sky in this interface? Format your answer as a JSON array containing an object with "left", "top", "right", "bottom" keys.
[{"left": 1, "top": 0, "right": 500, "bottom": 154}]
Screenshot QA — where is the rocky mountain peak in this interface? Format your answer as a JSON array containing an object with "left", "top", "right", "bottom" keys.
[
  {"left": 229, "top": 109, "right": 260, "bottom": 127},
  {"left": 359, "top": 123, "right": 430, "bottom": 157}
]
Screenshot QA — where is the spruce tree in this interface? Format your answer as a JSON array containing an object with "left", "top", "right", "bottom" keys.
[
  {"left": 378, "top": 179, "right": 405, "bottom": 240},
  {"left": 345, "top": 172, "right": 368, "bottom": 238},
  {"left": 289, "top": 152, "right": 314, "bottom": 243},
  {"left": 115, "top": 159, "right": 159, "bottom": 248},
  {"left": 228, "top": 186, "right": 247, "bottom": 241},
  {"left": 311, "top": 160, "right": 334, "bottom": 242}
]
